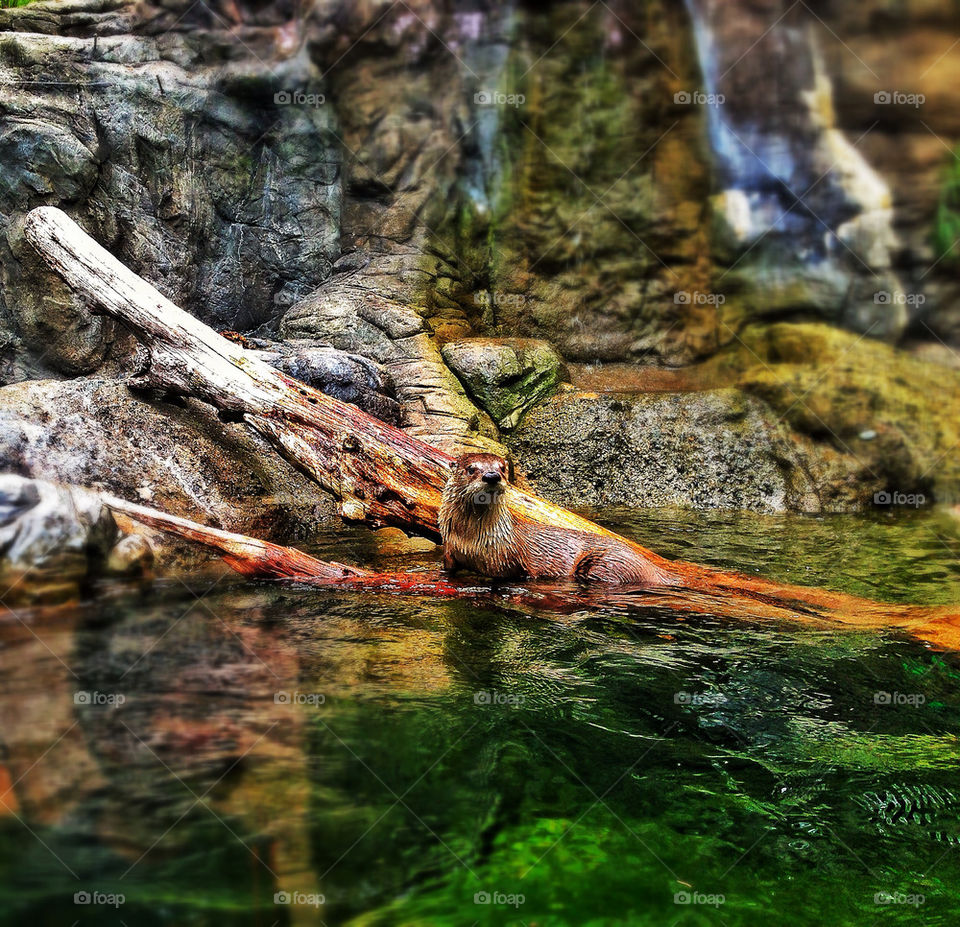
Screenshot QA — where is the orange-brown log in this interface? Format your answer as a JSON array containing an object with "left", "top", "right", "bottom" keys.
[
  {"left": 106, "top": 494, "right": 960, "bottom": 651},
  {"left": 102, "top": 495, "right": 368, "bottom": 581}
]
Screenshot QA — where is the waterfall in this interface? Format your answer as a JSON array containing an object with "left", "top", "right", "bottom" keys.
[
  {"left": 456, "top": 5, "right": 518, "bottom": 216},
  {"left": 683, "top": 0, "right": 898, "bottom": 272}
]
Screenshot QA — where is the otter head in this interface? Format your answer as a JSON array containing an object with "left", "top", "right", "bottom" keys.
[{"left": 447, "top": 453, "right": 512, "bottom": 509}]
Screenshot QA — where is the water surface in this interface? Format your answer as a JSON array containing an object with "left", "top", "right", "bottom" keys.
[{"left": 1, "top": 507, "right": 958, "bottom": 925}]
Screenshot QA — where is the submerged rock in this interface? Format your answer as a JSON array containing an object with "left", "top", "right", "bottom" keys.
[
  {"left": 104, "top": 532, "right": 154, "bottom": 577},
  {"left": 441, "top": 338, "right": 567, "bottom": 430}
]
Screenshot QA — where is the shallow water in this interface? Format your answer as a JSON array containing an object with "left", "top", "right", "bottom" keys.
[{"left": 1, "top": 507, "right": 959, "bottom": 926}]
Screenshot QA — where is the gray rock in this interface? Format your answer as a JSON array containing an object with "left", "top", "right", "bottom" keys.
[
  {"left": 245, "top": 337, "right": 401, "bottom": 424},
  {"left": 0, "top": 473, "right": 117, "bottom": 601},
  {"left": 280, "top": 282, "right": 507, "bottom": 456},
  {"left": 0, "top": 0, "right": 505, "bottom": 459},
  {"left": 506, "top": 388, "right": 821, "bottom": 513},
  {"left": 0, "top": 3, "right": 340, "bottom": 381},
  {"left": 441, "top": 338, "right": 568, "bottom": 430},
  {"left": 0, "top": 378, "right": 339, "bottom": 537},
  {"left": 4, "top": 218, "right": 125, "bottom": 378}
]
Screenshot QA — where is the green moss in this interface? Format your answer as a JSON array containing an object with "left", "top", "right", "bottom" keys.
[
  {"left": 721, "top": 322, "right": 960, "bottom": 501},
  {"left": 933, "top": 145, "right": 960, "bottom": 266},
  {"left": 434, "top": 1, "right": 697, "bottom": 356}
]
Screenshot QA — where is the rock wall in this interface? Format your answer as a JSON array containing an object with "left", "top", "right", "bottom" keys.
[
  {"left": 0, "top": 0, "right": 342, "bottom": 380},
  {"left": 819, "top": 0, "right": 960, "bottom": 345},
  {"left": 438, "top": 0, "right": 717, "bottom": 363},
  {"left": 0, "top": 0, "right": 957, "bottom": 518},
  {"left": 686, "top": 0, "right": 906, "bottom": 339}
]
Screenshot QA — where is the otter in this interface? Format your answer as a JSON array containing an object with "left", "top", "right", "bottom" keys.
[{"left": 439, "top": 453, "right": 676, "bottom": 586}]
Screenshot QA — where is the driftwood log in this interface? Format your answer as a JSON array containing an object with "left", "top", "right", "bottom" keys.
[
  {"left": 22, "top": 206, "right": 960, "bottom": 650},
  {"left": 104, "top": 494, "right": 960, "bottom": 652},
  {"left": 101, "top": 494, "right": 370, "bottom": 582}
]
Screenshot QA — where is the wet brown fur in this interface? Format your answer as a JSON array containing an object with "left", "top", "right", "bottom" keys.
[{"left": 439, "top": 453, "right": 675, "bottom": 586}]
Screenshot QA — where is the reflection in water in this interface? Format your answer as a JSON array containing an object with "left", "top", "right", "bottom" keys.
[{"left": 0, "top": 508, "right": 959, "bottom": 925}]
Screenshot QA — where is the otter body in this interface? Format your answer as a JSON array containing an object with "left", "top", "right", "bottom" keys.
[{"left": 439, "top": 453, "right": 674, "bottom": 586}]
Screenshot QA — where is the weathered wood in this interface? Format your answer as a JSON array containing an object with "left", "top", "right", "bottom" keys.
[
  {"left": 102, "top": 494, "right": 369, "bottom": 581},
  {"left": 22, "top": 206, "right": 960, "bottom": 649},
  {"left": 21, "top": 206, "right": 672, "bottom": 553},
  {"left": 104, "top": 494, "right": 468, "bottom": 596},
  {"left": 21, "top": 208, "right": 451, "bottom": 535}
]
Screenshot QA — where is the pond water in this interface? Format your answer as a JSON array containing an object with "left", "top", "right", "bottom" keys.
[{"left": 1, "top": 507, "right": 959, "bottom": 926}]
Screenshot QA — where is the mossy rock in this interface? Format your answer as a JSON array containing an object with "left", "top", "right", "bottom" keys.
[
  {"left": 441, "top": 338, "right": 567, "bottom": 430},
  {"left": 723, "top": 322, "right": 960, "bottom": 503}
]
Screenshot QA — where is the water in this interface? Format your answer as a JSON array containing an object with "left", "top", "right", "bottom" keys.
[{"left": 1, "top": 507, "right": 959, "bottom": 925}]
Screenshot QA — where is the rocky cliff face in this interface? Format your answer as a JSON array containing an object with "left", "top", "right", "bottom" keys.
[
  {"left": 0, "top": 0, "right": 957, "bottom": 519},
  {"left": 0, "top": 0, "right": 341, "bottom": 380}
]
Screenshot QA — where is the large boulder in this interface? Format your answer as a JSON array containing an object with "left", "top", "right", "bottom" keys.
[
  {"left": 506, "top": 387, "right": 823, "bottom": 513},
  {"left": 728, "top": 322, "right": 960, "bottom": 506},
  {"left": 524, "top": 319, "right": 960, "bottom": 513},
  {"left": 0, "top": 378, "right": 339, "bottom": 537}
]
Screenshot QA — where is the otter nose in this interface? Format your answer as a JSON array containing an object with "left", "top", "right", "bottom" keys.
[{"left": 481, "top": 471, "right": 501, "bottom": 485}]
